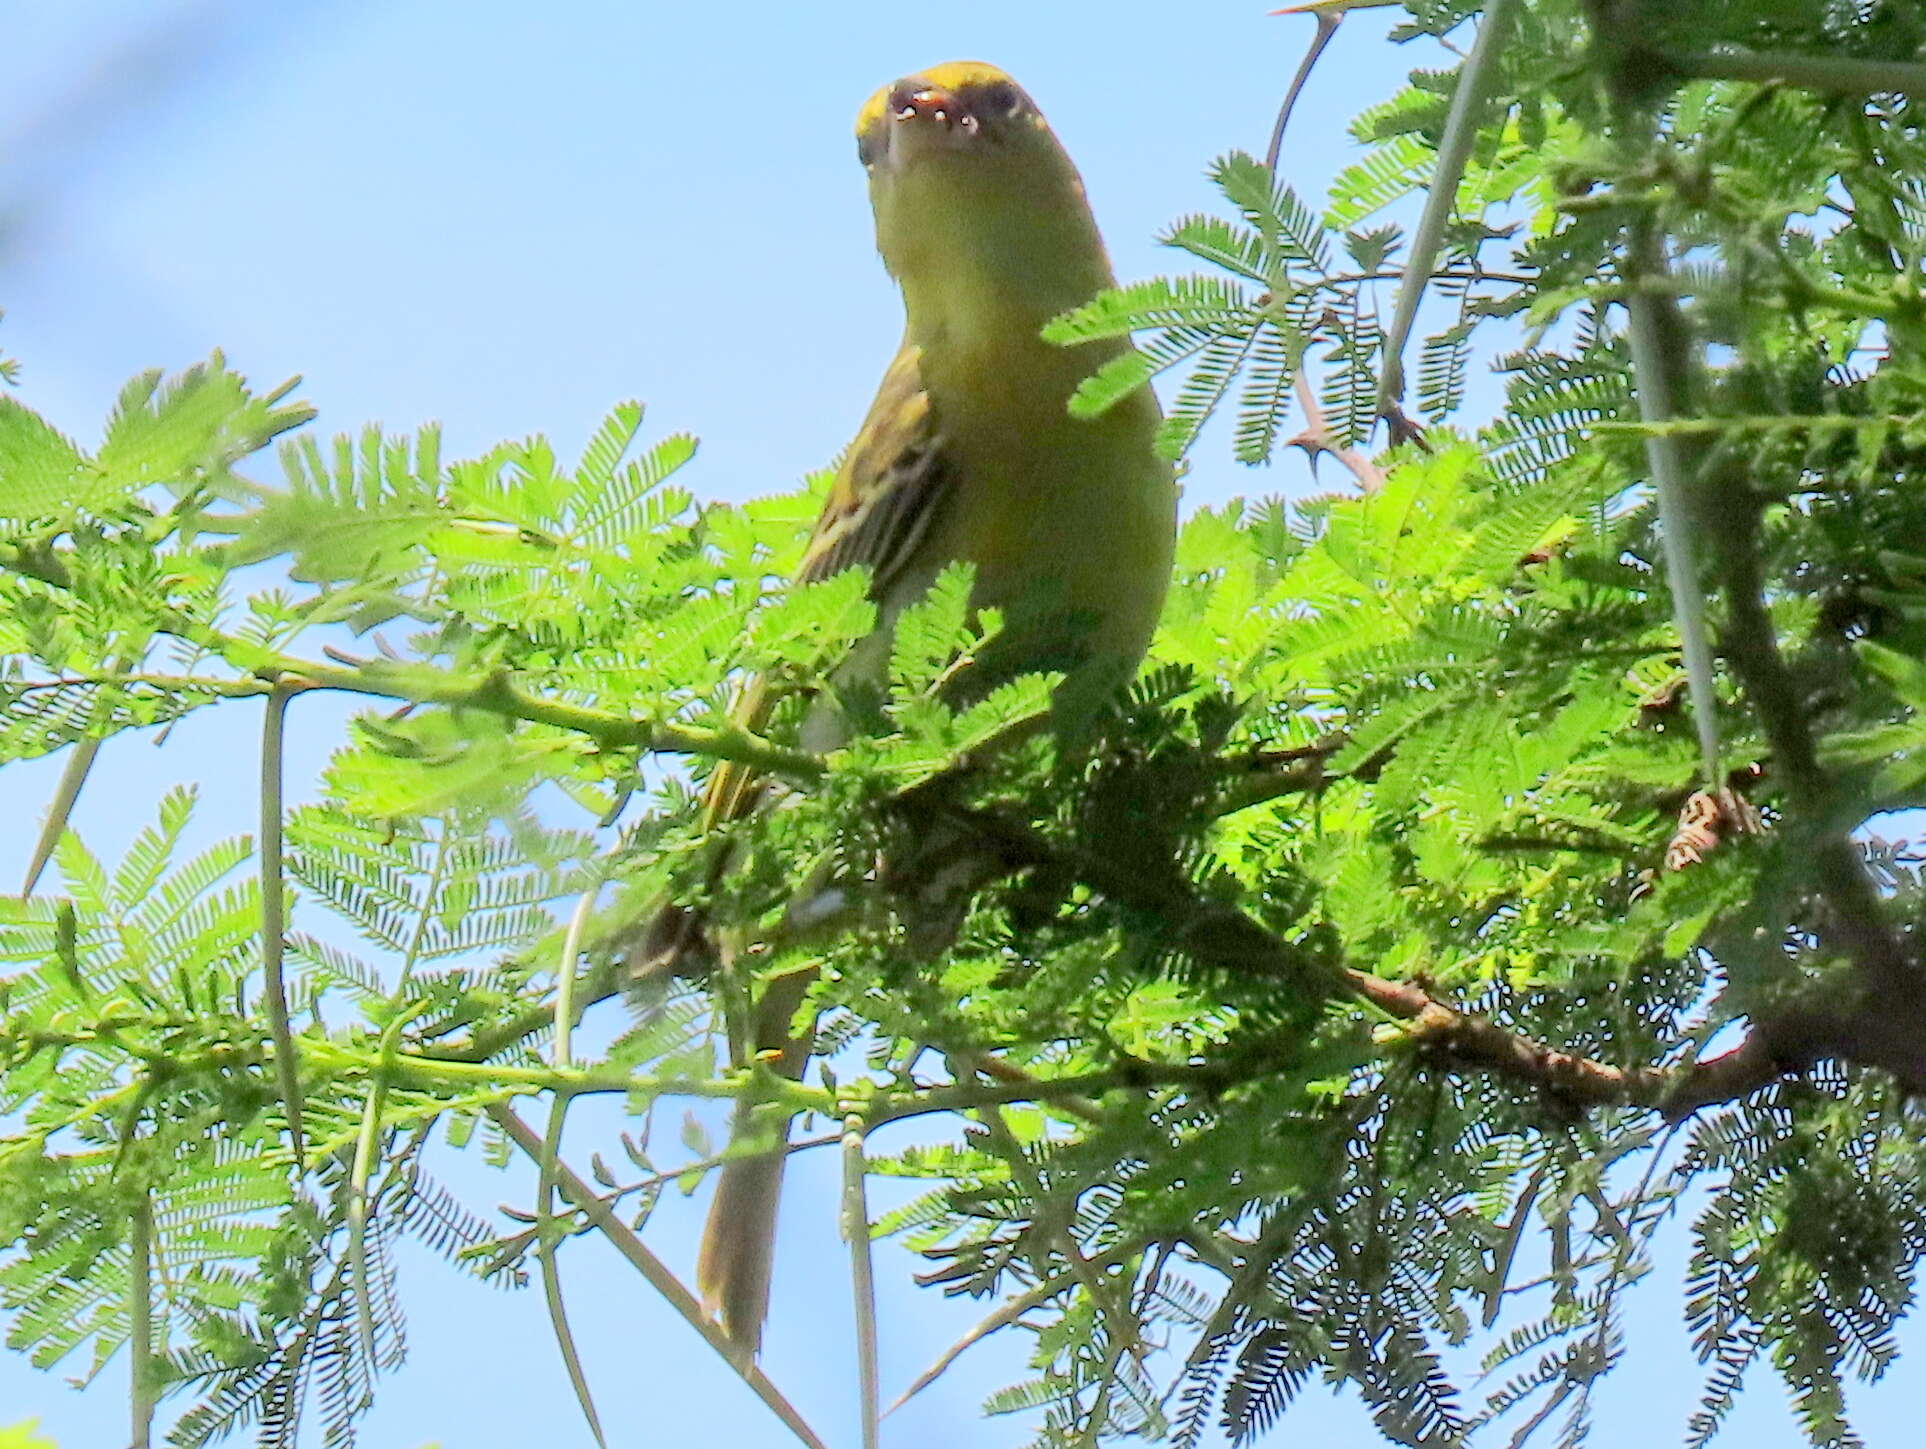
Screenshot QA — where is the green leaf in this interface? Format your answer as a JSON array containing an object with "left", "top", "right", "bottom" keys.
[
  {"left": 1859, "top": 640, "right": 1926, "bottom": 708},
  {"left": 1159, "top": 214, "right": 1274, "bottom": 283},
  {"left": 1211, "top": 151, "right": 1332, "bottom": 272},
  {"left": 887, "top": 562, "right": 978, "bottom": 700},
  {"left": 95, "top": 355, "right": 311, "bottom": 495},
  {"left": 1327, "top": 133, "right": 1432, "bottom": 228},
  {"left": 1043, "top": 276, "right": 1252, "bottom": 346},
  {"left": 0, "top": 398, "right": 90, "bottom": 522},
  {"left": 241, "top": 425, "right": 444, "bottom": 583}
]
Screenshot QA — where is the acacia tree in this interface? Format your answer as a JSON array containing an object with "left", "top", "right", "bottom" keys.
[{"left": 3, "top": 1, "right": 1924, "bottom": 1446}]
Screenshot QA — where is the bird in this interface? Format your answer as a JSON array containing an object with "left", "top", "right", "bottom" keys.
[{"left": 679, "top": 59, "right": 1176, "bottom": 1359}]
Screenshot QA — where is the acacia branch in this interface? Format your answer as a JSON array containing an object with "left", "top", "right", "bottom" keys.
[
  {"left": 1672, "top": 48, "right": 1926, "bottom": 97},
  {"left": 1711, "top": 491, "right": 1917, "bottom": 992},
  {"left": 268, "top": 658, "right": 822, "bottom": 776},
  {"left": 933, "top": 804, "right": 1921, "bottom": 1117},
  {"left": 1215, "top": 737, "right": 1341, "bottom": 815},
  {"left": 343, "top": 1043, "right": 834, "bottom": 1113},
  {"left": 1662, "top": 1001, "right": 1926, "bottom": 1113},
  {"left": 1290, "top": 370, "right": 1388, "bottom": 492},
  {"left": 3, "top": 538, "right": 809, "bottom": 771},
  {"left": 13, "top": 656, "right": 820, "bottom": 779},
  {"left": 1625, "top": 237, "right": 1920, "bottom": 1001}
]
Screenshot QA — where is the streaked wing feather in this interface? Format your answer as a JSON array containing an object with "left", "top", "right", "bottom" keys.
[
  {"left": 798, "top": 342, "right": 950, "bottom": 593},
  {"left": 699, "top": 342, "right": 947, "bottom": 828}
]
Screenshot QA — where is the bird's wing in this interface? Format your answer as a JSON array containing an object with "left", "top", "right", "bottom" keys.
[
  {"left": 795, "top": 340, "right": 950, "bottom": 590},
  {"left": 700, "top": 341, "right": 949, "bottom": 826}
]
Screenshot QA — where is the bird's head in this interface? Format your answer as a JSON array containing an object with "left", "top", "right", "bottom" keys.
[
  {"left": 855, "top": 62, "right": 1110, "bottom": 328},
  {"left": 856, "top": 61, "right": 1049, "bottom": 174}
]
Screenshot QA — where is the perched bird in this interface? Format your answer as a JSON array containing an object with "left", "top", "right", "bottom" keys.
[{"left": 685, "top": 59, "right": 1176, "bottom": 1358}]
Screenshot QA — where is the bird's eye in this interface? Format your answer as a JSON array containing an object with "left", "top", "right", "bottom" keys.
[{"left": 981, "top": 82, "right": 1024, "bottom": 117}]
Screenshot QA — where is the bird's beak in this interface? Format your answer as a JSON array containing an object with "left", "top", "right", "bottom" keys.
[
  {"left": 894, "top": 84, "right": 962, "bottom": 128},
  {"left": 881, "top": 81, "right": 980, "bottom": 168}
]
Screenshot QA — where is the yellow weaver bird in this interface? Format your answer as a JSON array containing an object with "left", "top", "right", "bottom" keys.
[{"left": 683, "top": 60, "right": 1176, "bottom": 1358}]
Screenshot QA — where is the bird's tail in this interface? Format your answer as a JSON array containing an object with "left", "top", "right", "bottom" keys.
[
  {"left": 696, "top": 1121, "right": 789, "bottom": 1360},
  {"left": 695, "top": 964, "right": 816, "bottom": 1358}
]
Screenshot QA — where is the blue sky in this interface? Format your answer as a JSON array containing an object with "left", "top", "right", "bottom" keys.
[{"left": 0, "top": 3, "right": 1918, "bottom": 1446}]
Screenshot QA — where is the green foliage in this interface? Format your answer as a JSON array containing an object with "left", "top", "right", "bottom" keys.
[{"left": 6, "top": 3, "right": 1926, "bottom": 1447}]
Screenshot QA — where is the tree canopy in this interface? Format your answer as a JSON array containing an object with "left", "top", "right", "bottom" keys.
[{"left": 3, "top": 2, "right": 1925, "bottom": 1446}]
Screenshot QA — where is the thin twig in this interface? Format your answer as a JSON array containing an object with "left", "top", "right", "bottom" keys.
[
  {"left": 980, "top": 1101, "right": 1139, "bottom": 1380},
  {"left": 842, "top": 1112, "right": 881, "bottom": 1449},
  {"left": 258, "top": 683, "right": 304, "bottom": 1163},
  {"left": 548, "top": 1131, "right": 843, "bottom": 1224},
  {"left": 1550, "top": 1122, "right": 1684, "bottom": 1438},
  {"left": 129, "top": 1189, "right": 154, "bottom": 1449},
  {"left": 955, "top": 1049, "right": 1104, "bottom": 1124},
  {"left": 1625, "top": 237, "right": 1723, "bottom": 787},
  {"left": 1266, "top": 8, "right": 1343, "bottom": 173},
  {"left": 1182, "top": 1087, "right": 1385, "bottom": 1374},
  {"left": 487, "top": 1103, "right": 830, "bottom": 1449},
  {"left": 1482, "top": 1159, "right": 1548, "bottom": 1327},
  {"left": 1375, "top": 0, "right": 1520, "bottom": 422},
  {"left": 885, "top": 1235, "right": 1164, "bottom": 1417},
  {"left": 887, "top": 1269, "right": 1072, "bottom": 1415},
  {"left": 1077, "top": 1328, "right": 1132, "bottom": 1448},
  {"left": 271, "top": 658, "right": 821, "bottom": 778},
  {"left": 347, "top": 1008, "right": 413, "bottom": 1378},
  {"left": 539, "top": 880, "right": 608, "bottom": 1448},
  {"left": 21, "top": 736, "right": 100, "bottom": 896}
]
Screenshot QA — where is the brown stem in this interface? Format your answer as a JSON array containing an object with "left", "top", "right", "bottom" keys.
[
  {"left": 1290, "top": 369, "right": 1388, "bottom": 492},
  {"left": 940, "top": 805, "right": 1921, "bottom": 1118}
]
